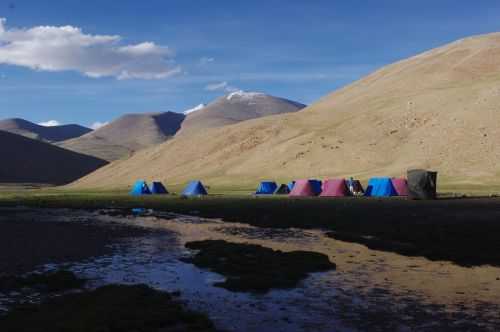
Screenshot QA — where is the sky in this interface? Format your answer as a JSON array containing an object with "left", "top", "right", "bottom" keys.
[{"left": 2, "top": 0, "right": 500, "bottom": 128}]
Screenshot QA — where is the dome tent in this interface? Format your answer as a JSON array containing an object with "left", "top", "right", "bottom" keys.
[
  {"left": 320, "top": 179, "right": 350, "bottom": 197},
  {"left": 275, "top": 183, "right": 291, "bottom": 195},
  {"left": 391, "top": 178, "right": 409, "bottom": 196},
  {"left": 150, "top": 181, "right": 169, "bottom": 194},
  {"left": 289, "top": 179, "right": 322, "bottom": 197},
  {"left": 130, "top": 180, "right": 151, "bottom": 196},
  {"left": 182, "top": 180, "right": 208, "bottom": 196},
  {"left": 365, "top": 178, "right": 398, "bottom": 197},
  {"left": 255, "top": 181, "right": 278, "bottom": 195}
]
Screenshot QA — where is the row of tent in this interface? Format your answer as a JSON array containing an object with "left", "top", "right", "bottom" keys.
[
  {"left": 130, "top": 170, "right": 437, "bottom": 200},
  {"left": 255, "top": 170, "right": 437, "bottom": 200},
  {"left": 130, "top": 180, "right": 208, "bottom": 196},
  {"left": 255, "top": 178, "right": 404, "bottom": 197}
]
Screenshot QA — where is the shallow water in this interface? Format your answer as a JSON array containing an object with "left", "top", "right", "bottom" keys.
[{"left": 2, "top": 208, "right": 500, "bottom": 331}]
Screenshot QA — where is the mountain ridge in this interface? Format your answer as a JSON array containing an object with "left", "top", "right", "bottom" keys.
[
  {"left": 59, "top": 111, "right": 185, "bottom": 161},
  {"left": 176, "top": 91, "right": 306, "bottom": 136},
  {"left": 0, "top": 118, "right": 92, "bottom": 142},
  {"left": 0, "top": 130, "right": 107, "bottom": 185},
  {"left": 69, "top": 32, "right": 500, "bottom": 188}
]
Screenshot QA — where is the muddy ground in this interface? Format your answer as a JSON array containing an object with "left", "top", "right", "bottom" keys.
[
  {"left": 0, "top": 209, "right": 217, "bottom": 332},
  {"left": 2, "top": 195, "right": 500, "bottom": 266},
  {"left": 0, "top": 207, "right": 499, "bottom": 331},
  {"left": 0, "top": 283, "right": 217, "bottom": 332},
  {"left": 0, "top": 209, "right": 154, "bottom": 275}
]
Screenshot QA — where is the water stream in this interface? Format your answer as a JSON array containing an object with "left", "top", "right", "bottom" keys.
[{"left": 2, "top": 208, "right": 500, "bottom": 331}]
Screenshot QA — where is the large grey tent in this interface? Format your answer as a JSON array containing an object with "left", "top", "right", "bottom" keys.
[{"left": 407, "top": 169, "right": 438, "bottom": 200}]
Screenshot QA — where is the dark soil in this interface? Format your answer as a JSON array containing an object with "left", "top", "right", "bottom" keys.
[
  {"left": 326, "top": 231, "right": 421, "bottom": 256},
  {"left": 0, "top": 284, "right": 217, "bottom": 332},
  {"left": 183, "top": 240, "right": 336, "bottom": 293},
  {"left": 3, "top": 195, "right": 500, "bottom": 266},
  {"left": 0, "top": 215, "right": 153, "bottom": 275},
  {"left": 0, "top": 270, "right": 85, "bottom": 292}
]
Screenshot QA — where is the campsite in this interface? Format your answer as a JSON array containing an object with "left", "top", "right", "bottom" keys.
[{"left": 3, "top": 2, "right": 500, "bottom": 331}]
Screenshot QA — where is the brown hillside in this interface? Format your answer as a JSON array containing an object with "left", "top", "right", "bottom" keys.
[
  {"left": 0, "top": 130, "right": 107, "bottom": 185},
  {"left": 177, "top": 91, "right": 305, "bottom": 136},
  {"left": 72, "top": 33, "right": 500, "bottom": 189},
  {"left": 59, "top": 112, "right": 185, "bottom": 161}
]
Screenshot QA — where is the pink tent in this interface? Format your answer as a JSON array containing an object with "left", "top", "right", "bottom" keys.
[
  {"left": 391, "top": 178, "right": 409, "bottom": 196},
  {"left": 289, "top": 179, "right": 318, "bottom": 197},
  {"left": 320, "top": 179, "right": 349, "bottom": 197}
]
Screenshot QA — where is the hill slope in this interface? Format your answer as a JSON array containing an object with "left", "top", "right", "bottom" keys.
[
  {"left": 177, "top": 91, "right": 305, "bottom": 136},
  {"left": 73, "top": 32, "right": 500, "bottom": 189},
  {"left": 59, "top": 112, "right": 185, "bottom": 161},
  {"left": 0, "top": 118, "right": 91, "bottom": 142},
  {"left": 0, "top": 130, "right": 107, "bottom": 185}
]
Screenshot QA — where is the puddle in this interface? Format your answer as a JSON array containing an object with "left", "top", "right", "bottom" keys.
[{"left": 1, "top": 208, "right": 500, "bottom": 331}]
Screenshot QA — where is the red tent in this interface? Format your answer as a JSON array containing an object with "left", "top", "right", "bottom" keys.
[
  {"left": 391, "top": 178, "right": 409, "bottom": 196},
  {"left": 320, "top": 179, "right": 349, "bottom": 197},
  {"left": 289, "top": 179, "right": 318, "bottom": 197}
]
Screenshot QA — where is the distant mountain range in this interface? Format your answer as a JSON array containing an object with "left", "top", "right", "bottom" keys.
[
  {"left": 58, "top": 112, "right": 186, "bottom": 161},
  {"left": 0, "top": 130, "right": 107, "bottom": 185},
  {"left": 72, "top": 32, "right": 500, "bottom": 189},
  {"left": 1, "top": 91, "right": 306, "bottom": 184},
  {"left": 0, "top": 118, "right": 91, "bottom": 142}
]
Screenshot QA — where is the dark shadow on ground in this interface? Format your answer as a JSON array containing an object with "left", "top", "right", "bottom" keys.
[{"left": 0, "top": 284, "right": 217, "bottom": 332}]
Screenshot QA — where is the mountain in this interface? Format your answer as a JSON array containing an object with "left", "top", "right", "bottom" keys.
[
  {"left": 0, "top": 118, "right": 91, "bottom": 142},
  {"left": 59, "top": 112, "right": 185, "bottom": 161},
  {"left": 72, "top": 32, "right": 500, "bottom": 189},
  {"left": 0, "top": 130, "right": 107, "bottom": 185},
  {"left": 176, "top": 91, "right": 306, "bottom": 136}
]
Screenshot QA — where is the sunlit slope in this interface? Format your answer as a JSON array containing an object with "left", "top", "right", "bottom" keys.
[
  {"left": 177, "top": 91, "right": 305, "bottom": 136},
  {"left": 59, "top": 112, "right": 185, "bottom": 161},
  {"left": 73, "top": 33, "right": 500, "bottom": 189}
]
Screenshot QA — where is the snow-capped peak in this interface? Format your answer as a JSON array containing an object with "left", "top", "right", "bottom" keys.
[
  {"left": 226, "top": 90, "right": 265, "bottom": 101},
  {"left": 183, "top": 104, "right": 206, "bottom": 115}
]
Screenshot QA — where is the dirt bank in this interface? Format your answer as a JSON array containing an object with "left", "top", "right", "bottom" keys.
[{"left": 0, "top": 209, "right": 154, "bottom": 275}]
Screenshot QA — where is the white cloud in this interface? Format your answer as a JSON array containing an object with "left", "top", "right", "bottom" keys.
[
  {"left": 38, "top": 120, "right": 60, "bottom": 127},
  {"left": 205, "top": 81, "right": 238, "bottom": 92},
  {"left": 199, "top": 57, "right": 214, "bottom": 66},
  {"left": 90, "top": 121, "right": 108, "bottom": 130},
  {"left": 0, "top": 18, "right": 180, "bottom": 80}
]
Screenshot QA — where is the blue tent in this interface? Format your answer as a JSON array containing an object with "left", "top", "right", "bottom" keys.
[
  {"left": 130, "top": 180, "right": 151, "bottom": 196},
  {"left": 309, "top": 179, "right": 323, "bottom": 195},
  {"left": 287, "top": 181, "right": 296, "bottom": 191},
  {"left": 365, "top": 177, "right": 398, "bottom": 197},
  {"left": 150, "top": 181, "right": 168, "bottom": 194},
  {"left": 182, "top": 180, "right": 208, "bottom": 196},
  {"left": 255, "top": 181, "right": 278, "bottom": 195}
]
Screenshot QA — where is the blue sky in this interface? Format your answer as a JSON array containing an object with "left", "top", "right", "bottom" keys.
[{"left": 1, "top": 0, "right": 500, "bottom": 128}]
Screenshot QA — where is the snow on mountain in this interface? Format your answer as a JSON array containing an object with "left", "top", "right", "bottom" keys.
[
  {"left": 226, "top": 91, "right": 265, "bottom": 101},
  {"left": 183, "top": 104, "right": 206, "bottom": 115}
]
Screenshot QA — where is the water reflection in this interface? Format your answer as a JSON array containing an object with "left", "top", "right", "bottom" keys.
[{"left": 2, "top": 209, "right": 500, "bottom": 331}]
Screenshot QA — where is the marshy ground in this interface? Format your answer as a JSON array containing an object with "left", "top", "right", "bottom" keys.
[
  {"left": 0, "top": 195, "right": 500, "bottom": 331},
  {"left": 183, "top": 239, "right": 336, "bottom": 292}
]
